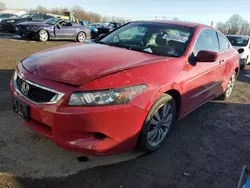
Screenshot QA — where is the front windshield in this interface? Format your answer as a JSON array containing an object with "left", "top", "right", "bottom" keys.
[
  {"left": 99, "top": 22, "right": 193, "bottom": 57},
  {"left": 43, "top": 18, "right": 58, "bottom": 25},
  {"left": 227, "top": 36, "right": 249, "bottom": 47}
]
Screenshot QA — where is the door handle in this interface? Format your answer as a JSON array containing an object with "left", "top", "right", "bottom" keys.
[{"left": 219, "top": 59, "right": 224, "bottom": 64}]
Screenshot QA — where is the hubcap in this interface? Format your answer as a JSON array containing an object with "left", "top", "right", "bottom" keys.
[
  {"left": 226, "top": 74, "right": 235, "bottom": 97},
  {"left": 78, "top": 33, "right": 85, "bottom": 42},
  {"left": 40, "top": 31, "right": 48, "bottom": 40},
  {"left": 147, "top": 104, "right": 173, "bottom": 147}
]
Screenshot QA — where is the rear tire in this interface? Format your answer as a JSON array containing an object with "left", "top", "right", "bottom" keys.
[
  {"left": 77, "top": 32, "right": 86, "bottom": 42},
  {"left": 137, "top": 94, "right": 176, "bottom": 152},
  {"left": 38, "top": 30, "right": 49, "bottom": 42},
  {"left": 218, "top": 72, "right": 236, "bottom": 100}
]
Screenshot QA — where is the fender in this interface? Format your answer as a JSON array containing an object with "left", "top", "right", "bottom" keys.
[{"left": 144, "top": 82, "right": 183, "bottom": 113}]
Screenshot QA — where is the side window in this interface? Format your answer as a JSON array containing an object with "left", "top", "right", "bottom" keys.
[
  {"left": 9, "top": 14, "right": 17, "bottom": 18},
  {"left": 193, "top": 29, "right": 219, "bottom": 56},
  {"left": 60, "top": 21, "right": 72, "bottom": 27},
  {"left": 30, "top": 14, "right": 42, "bottom": 21},
  {"left": 43, "top": 15, "right": 52, "bottom": 20},
  {"left": 218, "top": 33, "right": 229, "bottom": 52}
]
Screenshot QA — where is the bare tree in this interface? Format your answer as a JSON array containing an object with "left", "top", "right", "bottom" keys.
[
  {"left": 0, "top": 2, "right": 6, "bottom": 11},
  {"left": 239, "top": 20, "right": 250, "bottom": 35},
  {"left": 71, "top": 5, "right": 88, "bottom": 20},
  {"left": 216, "top": 21, "right": 229, "bottom": 34},
  {"left": 227, "top": 14, "right": 243, "bottom": 35},
  {"left": 36, "top": 5, "right": 47, "bottom": 14}
]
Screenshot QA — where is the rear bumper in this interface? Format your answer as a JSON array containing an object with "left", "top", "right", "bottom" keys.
[{"left": 9, "top": 66, "right": 148, "bottom": 156}]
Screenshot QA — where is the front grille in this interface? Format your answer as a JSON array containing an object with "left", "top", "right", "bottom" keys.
[{"left": 16, "top": 76, "right": 57, "bottom": 103}]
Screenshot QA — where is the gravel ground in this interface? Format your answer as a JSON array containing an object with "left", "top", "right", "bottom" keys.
[{"left": 0, "top": 37, "right": 250, "bottom": 188}]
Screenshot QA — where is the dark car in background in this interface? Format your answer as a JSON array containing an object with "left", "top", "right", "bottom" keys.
[
  {"left": 88, "top": 23, "right": 106, "bottom": 38},
  {"left": 0, "top": 13, "right": 54, "bottom": 33},
  {"left": 17, "top": 18, "right": 91, "bottom": 42},
  {"left": 0, "top": 13, "right": 18, "bottom": 22},
  {"left": 97, "top": 22, "right": 124, "bottom": 36}
]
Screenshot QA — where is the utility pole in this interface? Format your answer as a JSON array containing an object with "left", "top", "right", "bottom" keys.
[{"left": 211, "top": 21, "right": 214, "bottom": 27}]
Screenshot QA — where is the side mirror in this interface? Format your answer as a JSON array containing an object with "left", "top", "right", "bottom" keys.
[
  {"left": 57, "top": 24, "right": 61, "bottom": 29},
  {"left": 27, "top": 17, "right": 32, "bottom": 21},
  {"left": 238, "top": 48, "right": 244, "bottom": 54},
  {"left": 196, "top": 50, "right": 218, "bottom": 62}
]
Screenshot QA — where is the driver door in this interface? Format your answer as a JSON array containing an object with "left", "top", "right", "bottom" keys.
[
  {"left": 181, "top": 29, "right": 222, "bottom": 115},
  {"left": 55, "top": 21, "right": 75, "bottom": 39}
]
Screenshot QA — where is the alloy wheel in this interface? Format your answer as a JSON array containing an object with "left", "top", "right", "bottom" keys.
[
  {"left": 147, "top": 104, "right": 173, "bottom": 147},
  {"left": 225, "top": 73, "right": 236, "bottom": 98},
  {"left": 39, "top": 30, "right": 48, "bottom": 41},
  {"left": 78, "top": 32, "right": 86, "bottom": 42}
]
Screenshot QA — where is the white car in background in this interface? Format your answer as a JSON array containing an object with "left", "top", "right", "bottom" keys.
[{"left": 227, "top": 35, "right": 250, "bottom": 69}]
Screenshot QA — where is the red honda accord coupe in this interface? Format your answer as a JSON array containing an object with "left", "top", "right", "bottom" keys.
[{"left": 10, "top": 21, "right": 239, "bottom": 155}]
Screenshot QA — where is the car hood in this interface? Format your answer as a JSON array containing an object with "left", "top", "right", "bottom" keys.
[{"left": 22, "top": 43, "right": 171, "bottom": 86}]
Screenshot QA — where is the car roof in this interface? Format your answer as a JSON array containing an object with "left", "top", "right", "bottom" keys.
[
  {"left": 130, "top": 20, "right": 211, "bottom": 28},
  {"left": 226, "top": 34, "right": 250, "bottom": 38}
]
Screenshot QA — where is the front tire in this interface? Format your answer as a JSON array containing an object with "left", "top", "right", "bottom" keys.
[
  {"left": 218, "top": 72, "right": 236, "bottom": 100},
  {"left": 77, "top": 32, "right": 86, "bottom": 42},
  {"left": 137, "top": 94, "right": 176, "bottom": 152},
  {"left": 38, "top": 30, "right": 49, "bottom": 42}
]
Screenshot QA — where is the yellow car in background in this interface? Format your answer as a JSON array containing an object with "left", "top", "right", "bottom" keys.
[{"left": 46, "top": 13, "right": 79, "bottom": 23}]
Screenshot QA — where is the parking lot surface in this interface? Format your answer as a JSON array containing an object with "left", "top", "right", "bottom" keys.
[{"left": 0, "top": 37, "right": 250, "bottom": 188}]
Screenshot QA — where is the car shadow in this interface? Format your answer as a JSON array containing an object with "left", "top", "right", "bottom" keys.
[
  {"left": 0, "top": 32, "right": 21, "bottom": 39},
  {"left": 11, "top": 102, "right": 250, "bottom": 188},
  {"left": 238, "top": 66, "right": 250, "bottom": 85},
  {"left": 0, "top": 69, "right": 14, "bottom": 112}
]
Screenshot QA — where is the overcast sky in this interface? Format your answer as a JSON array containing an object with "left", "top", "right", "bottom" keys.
[{"left": 2, "top": 0, "right": 250, "bottom": 24}]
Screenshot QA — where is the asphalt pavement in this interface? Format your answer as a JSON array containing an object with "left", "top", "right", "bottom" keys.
[{"left": 0, "top": 68, "right": 250, "bottom": 188}]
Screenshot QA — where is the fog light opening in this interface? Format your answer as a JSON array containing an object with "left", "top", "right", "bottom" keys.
[
  {"left": 77, "top": 156, "right": 89, "bottom": 162},
  {"left": 93, "top": 132, "right": 106, "bottom": 140}
]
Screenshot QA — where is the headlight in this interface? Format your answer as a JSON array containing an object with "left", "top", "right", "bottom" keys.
[
  {"left": 7, "top": 20, "right": 15, "bottom": 23},
  {"left": 68, "top": 84, "right": 147, "bottom": 106}
]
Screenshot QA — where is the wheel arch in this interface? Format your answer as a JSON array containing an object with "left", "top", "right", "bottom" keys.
[
  {"left": 235, "top": 67, "right": 239, "bottom": 77},
  {"left": 146, "top": 84, "right": 183, "bottom": 120},
  {"left": 165, "top": 89, "right": 182, "bottom": 119}
]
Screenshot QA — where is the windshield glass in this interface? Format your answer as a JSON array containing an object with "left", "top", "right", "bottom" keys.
[
  {"left": 43, "top": 18, "right": 58, "bottom": 25},
  {"left": 227, "top": 36, "right": 249, "bottom": 47},
  {"left": 99, "top": 22, "right": 193, "bottom": 57}
]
